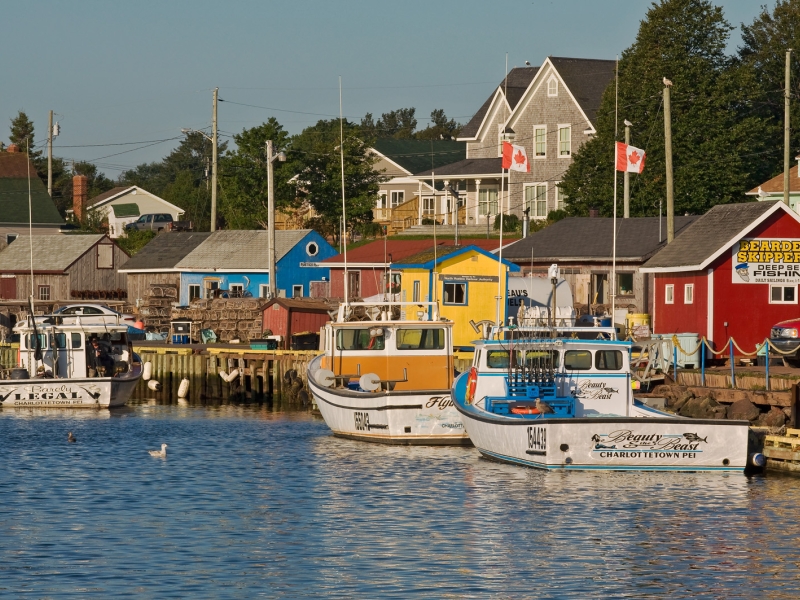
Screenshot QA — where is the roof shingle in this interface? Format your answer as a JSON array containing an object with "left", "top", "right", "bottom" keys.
[
  {"left": 0, "top": 234, "right": 105, "bottom": 271},
  {"left": 372, "top": 139, "right": 465, "bottom": 175},
  {"left": 176, "top": 230, "right": 309, "bottom": 270},
  {"left": 118, "top": 232, "right": 212, "bottom": 271}
]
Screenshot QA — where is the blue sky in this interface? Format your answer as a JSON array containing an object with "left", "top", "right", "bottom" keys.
[{"left": 0, "top": 0, "right": 765, "bottom": 177}]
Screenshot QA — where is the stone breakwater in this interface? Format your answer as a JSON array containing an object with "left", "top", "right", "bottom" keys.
[{"left": 650, "top": 384, "right": 795, "bottom": 428}]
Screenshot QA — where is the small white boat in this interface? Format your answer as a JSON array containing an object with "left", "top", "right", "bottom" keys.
[
  {"left": 0, "top": 312, "right": 143, "bottom": 408},
  {"left": 453, "top": 329, "right": 751, "bottom": 471},
  {"left": 308, "top": 302, "right": 469, "bottom": 445}
]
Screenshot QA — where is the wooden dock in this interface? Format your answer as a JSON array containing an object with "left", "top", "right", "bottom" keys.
[{"left": 763, "top": 428, "right": 800, "bottom": 473}]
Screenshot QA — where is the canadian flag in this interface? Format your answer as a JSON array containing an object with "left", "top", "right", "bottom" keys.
[
  {"left": 615, "top": 142, "right": 646, "bottom": 173},
  {"left": 502, "top": 141, "right": 530, "bottom": 173}
]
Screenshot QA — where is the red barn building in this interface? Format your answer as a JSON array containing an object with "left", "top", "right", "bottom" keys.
[
  {"left": 262, "top": 298, "right": 333, "bottom": 350},
  {"left": 641, "top": 201, "right": 800, "bottom": 355}
]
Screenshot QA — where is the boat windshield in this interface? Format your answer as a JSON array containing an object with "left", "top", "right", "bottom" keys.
[
  {"left": 336, "top": 329, "right": 385, "bottom": 351},
  {"left": 487, "top": 349, "right": 560, "bottom": 369},
  {"left": 396, "top": 328, "right": 445, "bottom": 350}
]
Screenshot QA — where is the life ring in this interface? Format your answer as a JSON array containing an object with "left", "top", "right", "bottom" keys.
[
  {"left": 465, "top": 367, "right": 478, "bottom": 404},
  {"left": 511, "top": 406, "right": 540, "bottom": 415}
]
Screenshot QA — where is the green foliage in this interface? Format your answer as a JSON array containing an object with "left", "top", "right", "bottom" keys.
[
  {"left": 560, "top": 0, "right": 770, "bottom": 217},
  {"left": 421, "top": 217, "right": 437, "bottom": 225},
  {"left": 494, "top": 213, "right": 520, "bottom": 232},
  {"left": 738, "top": 0, "right": 800, "bottom": 181},
  {"left": 547, "top": 209, "right": 568, "bottom": 222},
  {"left": 416, "top": 109, "right": 462, "bottom": 140},
  {"left": 72, "top": 207, "right": 107, "bottom": 234},
  {"left": 218, "top": 118, "right": 293, "bottom": 229},
  {"left": 288, "top": 119, "right": 381, "bottom": 244},
  {"left": 8, "top": 111, "right": 42, "bottom": 161},
  {"left": 116, "top": 229, "right": 157, "bottom": 256},
  {"left": 355, "top": 221, "right": 384, "bottom": 239},
  {"left": 361, "top": 108, "right": 461, "bottom": 140}
]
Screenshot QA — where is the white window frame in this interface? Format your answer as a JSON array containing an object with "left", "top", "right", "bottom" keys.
[
  {"left": 769, "top": 284, "right": 798, "bottom": 304},
  {"left": 533, "top": 125, "right": 546, "bottom": 158},
  {"left": 422, "top": 196, "right": 435, "bottom": 215},
  {"left": 259, "top": 284, "right": 269, "bottom": 298},
  {"left": 377, "top": 191, "right": 387, "bottom": 209},
  {"left": 684, "top": 284, "right": 694, "bottom": 304},
  {"left": 390, "top": 191, "right": 405, "bottom": 208},
  {"left": 547, "top": 76, "right": 558, "bottom": 97},
  {"left": 38, "top": 285, "right": 51, "bottom": 301},
  {"left": 292, "top": 284, "right": 304, "bottom": 298},
  {"left": 478, "top": 186, "right": 498, "bottom": 216},
  {"left": 524, "top": 183, "right": 548, "bottom": 219},
  {"left": 555, "top": 182, "right": 567, "bottom": 211},
  {"left": 665, "top": 284, "right": 674, "bottom": 304},
  {"left": 229, "top": 283, "right": 244, "bottom": 296},
  {"left": 558, "top": 125, "right": 571, "bottom": 157},
  {"left": 188, "top": 284, "right": 201, "bottom": 301}
]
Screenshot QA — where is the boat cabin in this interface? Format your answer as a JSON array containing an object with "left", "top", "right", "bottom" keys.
[{"left": 470, "top": 337, "right": 633, "bottom": 417}]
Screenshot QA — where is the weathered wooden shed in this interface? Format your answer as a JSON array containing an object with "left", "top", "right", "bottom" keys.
[
  {"left": 262, "top": 297, "right": 333, "bottom": 349},
  {"left": 0, "top": 234, "right": 128, "bottom": 302}
]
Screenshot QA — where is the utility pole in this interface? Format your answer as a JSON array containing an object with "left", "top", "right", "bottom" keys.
[
  {"left": 664, "top": 80, "right": 674, "bottom": 243},
  {"left": 623, "top": 120, "right": 631, "bottom": 218},
  {"left": 47, "top": 110, "right": 53, "bottom": 197},
  {"left": 266, "top": 140, "right": 286, "bottom": 299},
  {"left": 211, "top": 87, "right": 218, "bottom": 231},
  {"left": 785, "top": 49, "right": 793, "bottom": 206}
]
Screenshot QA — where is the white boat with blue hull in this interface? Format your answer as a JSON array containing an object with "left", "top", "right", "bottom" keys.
[{"left": 452, "top": 333, "right": 750, "bottom": 471}]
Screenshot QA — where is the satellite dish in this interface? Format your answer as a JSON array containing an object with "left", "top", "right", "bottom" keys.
[
  {"left": 359, "top": 373, "right": 381, "bottom": 392},
  {"left": 316, "top": 369, "right": 335, "bottom": 387}
]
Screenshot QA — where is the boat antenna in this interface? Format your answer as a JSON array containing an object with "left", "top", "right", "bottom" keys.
[
  {"left": 496, "top": 52, "right": 508, "bottom": 328},
  {"left": 27, "top": 136, "right": 34, "bottom": 300},
  {"left": 340, "top": 76, "right": 349, "bottom": 308},
  {"left": 611, "top": 56, "right": 618, "bottom": 340}
]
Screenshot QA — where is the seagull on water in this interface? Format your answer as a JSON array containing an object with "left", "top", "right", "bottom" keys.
[
  {"left": 148, "top": 443, "right": 168, "bottom": 458},
  {"left": 67, "top": 432, "right": 76, "bottom": 443}
]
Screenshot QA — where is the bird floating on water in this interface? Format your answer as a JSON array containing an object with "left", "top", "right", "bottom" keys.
[
  {"left": 148, "top": 443, "right": 168, "bottom": 458},
  {"left": 67, "top": 432, "right": 76, "bottom": 443},
  {"left": 535, "top": 399, "right": 555, "bottom": 414}
]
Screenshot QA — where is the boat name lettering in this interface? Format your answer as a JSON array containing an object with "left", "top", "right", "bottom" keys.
[
  {"left": 591, "top": 430, "right": 707, "bottom": 454},
  {"left": 527, "top": 426, "right": 546, "bottom": 451},
  {"left": 8, "top": 384, "right": 83, "bottom": 401},
  {"left": 575, "top": 380, "right": 619, "bottom": 400},
  {"left": 441, "top": 423, "right": 463, "bottom": 429},
  {"left": 354, "top": 411, "right": 370, "bottom": 431},
  {"left": 425, "top": 396, "right": 454, "bottom": 410}
]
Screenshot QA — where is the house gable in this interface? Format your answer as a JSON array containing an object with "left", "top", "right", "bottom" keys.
[{"left": 88, "top": 186, "right": 185, "bottom": 217}]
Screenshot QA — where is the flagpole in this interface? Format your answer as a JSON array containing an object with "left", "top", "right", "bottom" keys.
[
  {"left": 611, "top": 57, "right": 618, "bottom": 338},
  {"left": 496, "top": 52, "right": 508, "bottom": 329}
]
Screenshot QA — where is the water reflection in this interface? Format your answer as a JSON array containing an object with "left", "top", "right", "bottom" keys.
[{"left": 1, "top": 405, "right": 799, "bottom": 597}]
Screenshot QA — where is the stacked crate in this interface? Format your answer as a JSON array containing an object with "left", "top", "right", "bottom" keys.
[
  {"left": 171, "top": 297, "right": 265, "bottom": 343},
  {"left": 139, "top": 284, "right": 178, "bottom": 333}
]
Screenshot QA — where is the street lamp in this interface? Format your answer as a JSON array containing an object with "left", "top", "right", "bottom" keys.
[
  {"left": 266, "top": 140, "right": 287, "bottom": 299},
  {"left": 181, "top": 127, "right": 217, "bottom": 231}
]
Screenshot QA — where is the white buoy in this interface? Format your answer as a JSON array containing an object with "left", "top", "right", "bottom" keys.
[
  {"left": 143, "top": 361, "right": 152, "bottom": 381},
  {"left": 225, "top": 369, "right": 240, "bottom": 383},
  {"left": 178, "top": 378, "right": 190, "bottom": 399},
  {"left": 219, "top": 370, "right": 228, "bottom": 381},
  {"left": 148, "top": 380, "right": 161, "bottom": 391}
]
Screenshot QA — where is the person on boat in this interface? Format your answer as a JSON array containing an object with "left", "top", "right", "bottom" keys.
[
  {"left": 133, "top": 318, "right": 145, "bottom": 330},
  {"left": 88, "top": 337, "right": 115, "bottom": 377}
]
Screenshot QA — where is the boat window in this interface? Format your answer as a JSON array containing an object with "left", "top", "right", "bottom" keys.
[
  {"left": 52, "top": 333, "right": 67, "bottom": 349},
  {"left": 595, "top": 350, "right": 623, "bottom": 370},
  {"left": 564, "top": 350, "right": 592, "bottom": 370},
  {"left": 83, "top": 307, "right": 105, "bottom": 315},
  {"left": 486, "top": 350, "right": 510, "bottom": 369},
  {"left": 520, "top": 350, "right": 560, "bottom": 369},
  {"left": 396, "top": 328, "right": 445, "bottom": 350},
  {"left": 71, "top": 333, "right": 82, "bottom": 348},
  {"left": 25, "top": 334, "right": 48, "bottom": 350},
  {"left": 336, "top": 329, "right": 385, "bottom": 351}
]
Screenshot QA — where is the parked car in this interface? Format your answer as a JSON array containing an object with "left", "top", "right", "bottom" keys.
[
  {"left": 43, "top": 304, "right": 136, "bottom": 326},
  {"left": 125, "top": 213, "right": 175, "bottom": 232},
  {"left": 769, "top": 318, "right": 800, "bottom": 366}
]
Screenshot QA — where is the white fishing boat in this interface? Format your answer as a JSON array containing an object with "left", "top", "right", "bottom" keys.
[
  {"left": 452, "top": 328, "right": 753, "bottom": 471},
  {"left": 0, "top": 311, "right": 143, "bottom": 408},
  {"left": 308, "top": 302, "right": 469, "bottom": 445}
]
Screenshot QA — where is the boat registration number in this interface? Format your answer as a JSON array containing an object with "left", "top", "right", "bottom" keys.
[
  {"left": 354, "top": 411, "right": 370, "bottom": 431},
  {"left": 528, "top": 426, "right": 546, "bottom": 452}
]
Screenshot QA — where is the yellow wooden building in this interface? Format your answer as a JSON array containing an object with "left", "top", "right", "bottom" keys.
[{"left": 391, "top": 245, "right": 520, "bottom": 349}]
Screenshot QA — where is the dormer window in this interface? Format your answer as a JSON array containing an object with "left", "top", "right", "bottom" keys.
[
  {"left": 497, "top": 126, "right": 515, "bottom": 157},
  {"left": 548, "top": 77, "right": 558, "bottom": 97}
]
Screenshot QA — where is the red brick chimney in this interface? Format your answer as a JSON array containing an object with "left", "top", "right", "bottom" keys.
[
  {"left": 73, "top": 175, "right": 89, "bottom": 221},
  {"left": 6, "top": 143, "right": 19, "bottom": 153},
  {"left": 589, "top": 208, "right": 599, "bottom": 218}
]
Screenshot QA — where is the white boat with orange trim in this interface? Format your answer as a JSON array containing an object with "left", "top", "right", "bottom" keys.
[{"left": 308, "top": 302, "right": 469, "bottom": 445}]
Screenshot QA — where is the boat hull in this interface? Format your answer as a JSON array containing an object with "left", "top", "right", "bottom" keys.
[
  {"left": 0, "top": 371, "right": 142, "bottom": 409},
  {"left": 308, "top": 355, "right": 470, "bottom": 445},
  {"left": 453, "top": 375, "right": 749, "bottom": 472}
]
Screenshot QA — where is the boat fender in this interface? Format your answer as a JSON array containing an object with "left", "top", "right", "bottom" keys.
[
  {"left": 143, "top": 361, "right": 152, "bottom": 381},
  {"left": 749, "top": 453, "right": 766, "bottom": 468},
  {"left": 225, "top": 369, "right": 240, "bottom": 383},
  {"left": 147, "top": 380, "right": 161, "bottom": 392},
  {"left": 465, "top": 367, "right": 478, "bottom": 404},
  {"left": 218, "top": 370, "right": 228, "bottom": 381},
  {"left": 178, "top": 378, "right": 190, "bottom": 399}
]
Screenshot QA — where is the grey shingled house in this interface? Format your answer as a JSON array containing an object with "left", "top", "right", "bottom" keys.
[{"left": 503, "top": 216, "right": 698, "bottom": 319}]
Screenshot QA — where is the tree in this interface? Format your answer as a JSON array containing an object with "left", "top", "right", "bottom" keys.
[
  {"left": 560, "top": 0, "right": 770, "bottom": 217},
  {"left": 8, "top": 111, "right": 42, "bottom": 160},
  {"left": 416, "top": 109, "right": 462, "bottom": 140},
  {"left": 289, "top": 119, "right": 382, "bottom": 243},
  {"left": 739, "top": 0, "right": 800, "bottom": 181},
  {"left": 73, "top": 161, "right": 115, "bottom": 199},
  {"left": 218, "top": 118, "right": 293, "bottom": 229},
  {"left": 361, "top": 108, "right": 418, "bottom": 139}
]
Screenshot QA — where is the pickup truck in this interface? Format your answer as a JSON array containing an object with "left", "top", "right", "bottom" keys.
[
  {"left": 125, "top": 214, "right": 192, "bottom": 232},
  {"left": 769, "top": 318, "right": 800, "bottom": 366}
]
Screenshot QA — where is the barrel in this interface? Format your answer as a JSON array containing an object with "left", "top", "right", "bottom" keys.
[
  {"left": 10, "top": 368, "right": 29, "bottom": 380},
  {"left": 626, "top": 313, "right": 651, "bottom": 336}
]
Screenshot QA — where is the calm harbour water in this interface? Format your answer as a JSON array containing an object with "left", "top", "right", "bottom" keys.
[{"left": 2, "top": 402, "right": 800, "bottom": 598}]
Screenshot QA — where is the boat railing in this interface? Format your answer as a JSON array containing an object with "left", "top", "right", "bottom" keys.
[
  {"left": 489, "top": 325, "right": 619, "bottom": 341},
  {"left": 335, "top": 301, "right": 442, "bottom": 323}
]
